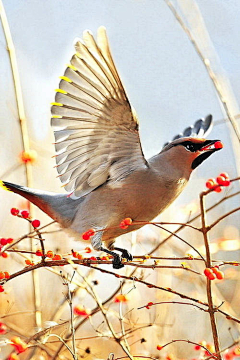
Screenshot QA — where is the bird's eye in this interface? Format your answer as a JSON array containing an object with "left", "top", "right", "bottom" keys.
[{"left": 185, "top": 143, "right": 196, "bottom": 152}]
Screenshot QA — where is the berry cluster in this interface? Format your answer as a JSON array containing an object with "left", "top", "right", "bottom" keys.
[
  {"left": 194, "top": 341, "right": 215, "bottom": 356},
  {"left": 10, "top": 208, "right": 41, "bottom": 228},
  {"left": 0, "top": 237, "right": 13, "bottom": 246},
  {"left": 35, "top": 250, "right": 62, "bottom": 260},
  {"left": 204, "top": 266, "right": 224, "bottom": 280},
  {"left": 0, "top": 238, "right": 13, "bottom": 259},
  {"left": 0, "top": 271, "right": 10, "bottom": 280},
  {"left": 0, "top": 238, "right": 13, "bottom": 258},
  {"left": 206, "top": 172, "right": 230, "bottom": 192},
  {"left": 120, "top": 217, "right": 133, "bottom": 229}
]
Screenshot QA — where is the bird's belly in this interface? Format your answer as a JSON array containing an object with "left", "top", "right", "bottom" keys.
[{"left": 69, "top": 176, "right": 187, "bottom": 242}]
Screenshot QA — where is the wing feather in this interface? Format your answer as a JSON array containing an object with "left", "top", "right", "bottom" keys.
[{"left": 51, "top": 27, "right": 147, "bottom": 197}]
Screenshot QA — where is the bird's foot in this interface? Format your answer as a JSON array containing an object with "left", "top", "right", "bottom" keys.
[
  {"left": 114, "top": 247, "right": 133, "bottom": 261},
  {"left": 100, "top": 246, "right": 125, "bottom": 269},
  {"left": 112, "top": 254, "right": 124, "bottom": 269}
]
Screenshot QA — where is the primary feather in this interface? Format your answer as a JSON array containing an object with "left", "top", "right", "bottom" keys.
[{"left": 51, "top": 27, "right": 147, "bottom": 198}]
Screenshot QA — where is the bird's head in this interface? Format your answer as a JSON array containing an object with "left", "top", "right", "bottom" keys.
[{"left": 160, "top": 137, "right": 223, "bottom": 177}]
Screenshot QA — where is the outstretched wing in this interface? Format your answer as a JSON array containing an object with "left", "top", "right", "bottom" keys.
[
  {"left": 51, "top": 27, "right": 147, "bottom": 198},
  {"left": 163, "top": 114, "right": 213, "bottom": 148}
]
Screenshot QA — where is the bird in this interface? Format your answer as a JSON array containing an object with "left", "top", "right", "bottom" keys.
[{"left": 1, "top": 27, "right": 223, "bottom": 269}]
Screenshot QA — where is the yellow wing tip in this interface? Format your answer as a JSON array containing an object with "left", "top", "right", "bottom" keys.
[
  {"left": 67, "top": 63, "right": 77, "bottom": 71},
  {"left": 60, "top": 76, "right": 72, "bottom": 83},
  {"left": 51, "top": 102, "right": 63, "bottom": 107},
  {"left": 52, "top": 115, "right": 62, "bottom": 119},
  {"left": 55, "top": 88, "right": 68, "bottom": 94},
  {"left": 0, "top": 181, "right": 12, "bottom": 192}
]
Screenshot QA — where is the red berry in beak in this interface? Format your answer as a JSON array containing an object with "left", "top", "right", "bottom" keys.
[{"left": 214, "top": 141, "right": 223, "bottom": 149}]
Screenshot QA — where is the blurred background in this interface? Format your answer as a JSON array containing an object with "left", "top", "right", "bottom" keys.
[{"left": 0, "top": 0, "right": 239, "bottom": 359}]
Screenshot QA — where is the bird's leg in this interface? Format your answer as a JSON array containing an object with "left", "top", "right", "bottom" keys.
[
  {"left": 90, "top": 229, "right": 124, "bottom": 269},
  {"left": 100, "top": 246, "right": 124, "bottom": 269},
  {"left": 113, "top": 247, "right": 133, "bottom": 261}
]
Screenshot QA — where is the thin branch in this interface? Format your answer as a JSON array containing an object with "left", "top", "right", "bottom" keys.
[
  {"left": 208, "top": 206, "right": 240, "bottom": 231},
  {"left": 200, "top": 191, "right": 222, "bottom": 359}
]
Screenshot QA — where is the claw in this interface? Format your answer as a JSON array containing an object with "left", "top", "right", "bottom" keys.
[
  {"left": 114, "top": 247, "right": 133, "bottom": 261},
  {"left": 112, "top": 255, "right": 124, "bottom": 269}
]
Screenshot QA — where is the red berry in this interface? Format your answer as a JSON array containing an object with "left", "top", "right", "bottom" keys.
[
  {"left": 0, "top": 285, "right": 4, "bottom": 292},
  {"left": 0, "top": 238, "right": 8, "bottom": 246},
  {"left": 120, "top": 221, "right": 128, "bottom": 229},
  {"left": 124, "top": 217, "right": 133, "bottom": 225},
  {"left": 25, "top": 259, "right": 33, "bottom": 266},
  {"left": 7, "top": 238, "right": 13, "bottom": 244},
  {"left": 0, "top": 272, "right": 4, "bottom": 279},
  {"left": 219, "top": 172, "right": 229, "bottom": 179},
  {"left": 157, "top": 345, "right": 163, "bottom": 350},
  {"left": 206, "top": 180, "right": 215, "bottom": 189},
  {"left": 74, "top": 305, "right": 91, "bottom": 317},
  {"left": 194, "top": 345, "right": 201, "bottom": 351},
  {"left": 53, "top": 254, "right": 62, "bottom": 260},
  {"left": 222, "top": 179, "right": 230, "bottom": 186},
  {"left": 35, "top": 250, "right": 43, "bottom": 256},
  {"left": 214, "top": 141, "right": 223, "bottom": 149},
  {"left": 204, "top": 268, "right": 216, "bottom": 280},
  {"left": 0, "top": 322, "right": 7, "bottom": 334},
  {"left": 82, "top": 232, "right": 90, "bottom": 240},
  {"left": 208, "top": 272, "right": 216, "bottom": 280},
  {"left": 1, "top": 252, "right": 8, "bottom": 258},
  {"left": 215, "top": 270, "right": 224, "bottom": 280},
  {"left": 204, "top": 268, "right": 212, "bottom": 276},
  {"left": 46, "top": 250, "right": 54, "bottom": 258},
  {"left": 85, "top": 247, "right": 92, "bottom": 253},
  {"left": 216, "top": 176, "right": 226, "bottom": 185},
  {"left": 21, "top": 210, "right": 30, "bottom": 219},
  {"left": 77, "top": 254, "right": 83, "bottom": 260},
  {"left": 206, "top": 178, "right": 219, "bottom": 190},
  {"left": 10, "top": 208, "right": 19, "bottom": 216},
  {"left": 214, "top": 186, "right": 222, "bottom": 193},
  {"left": 10, "top": 336, "right": 28, "bottom": 353},
  {"left": 82, "top": 229, "right": 95, "bottom": 240},
  {"left": 211, "top": 267, "right": 218, "bottom": 274},
  {"left": 4, "top": 271, "right": 10, "bottom": 279},
  {"left": 87, "top": 229, "right": 95, "bottom": 236},
  {"left": 32, "top": 219, "right": 40, "bottom": 228}
]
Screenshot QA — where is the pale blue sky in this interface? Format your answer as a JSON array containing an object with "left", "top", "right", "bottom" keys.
[{"left": 0, "top": 0, "right": 239, "bottom": 216}]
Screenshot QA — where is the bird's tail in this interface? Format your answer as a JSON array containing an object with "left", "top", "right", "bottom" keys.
[{"left": 0, "top": 180, "right": 80, "bottom": 225}]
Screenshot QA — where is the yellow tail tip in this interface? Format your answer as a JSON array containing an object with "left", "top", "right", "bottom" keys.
[{"left": 0, "top": 181, "right": 12, "bottom": 192}]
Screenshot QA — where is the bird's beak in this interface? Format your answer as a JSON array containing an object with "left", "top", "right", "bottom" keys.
[{"left": 191, "top": 140, "right": 223, "bottom": 169}]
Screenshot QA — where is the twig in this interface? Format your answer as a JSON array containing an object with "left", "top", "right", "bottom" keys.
[
  {"left": 159, "top": 339, "right": 217, "bottom": 359},
  {"left": 200, "top": 191, "right": 222, "bottom": 359},
  {"left": 208, "top": 207, "right": 240, "bottom": 231}
]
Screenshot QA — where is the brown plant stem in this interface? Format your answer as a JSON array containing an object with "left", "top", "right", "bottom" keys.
[
  {"left": 0, "top": 0, "right": 42, "bottom": 330},
  {"left": 200, "top": 191, "right": 222, "bottom": 359}
]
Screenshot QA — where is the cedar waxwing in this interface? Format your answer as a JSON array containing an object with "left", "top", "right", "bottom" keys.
[{"left": 1, "top": 27, "right": 223, "bottom": 268}]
